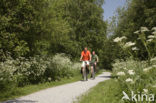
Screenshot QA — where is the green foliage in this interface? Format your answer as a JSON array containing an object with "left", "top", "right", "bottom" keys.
[
  {"left": 0, "top": 54, "right": 80, "bottom": 92},
  {"left": 112, "top": 57, "right": 156, "bottom": 102},
  {"left": 0, "top": 1, "right": 108, "bottom": 97},
  {"left": 113, "top": 27, "right": 156, "bottom": 65},
  {"left": 0, "top": 0, "right": 108, "bottom": 99},
  {"left": 102, "top": 0, "right": 156, "bottom": 69},
  {"left": 48, "top": 0, "right": 107, "bottom": 57},
  {"left": 45, "top": 54, "right": 74, "bottom": 81},
  {"left": 112, "top": 0, "right": 156, "bottom": 60},
  {"left": 0, "top": 0, "right": 107, "bottom": 60}
]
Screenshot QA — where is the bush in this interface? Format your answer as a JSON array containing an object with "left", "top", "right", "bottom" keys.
[
  {"left": 45, "top": 53, "right": 74, "bottom": 81},
  {"left": 0, "top": 58, "right": 18, "bottom": 92},
  {"left": 0, "top": 53, "right": 80, "bottom": 92}
]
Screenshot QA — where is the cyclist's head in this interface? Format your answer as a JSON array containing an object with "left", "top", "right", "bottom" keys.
[
  {"left": 92, "top": 51, "right": 95, "bottom": 55},
  {"left": 84, "top": 47, "right": 88, "bottom": 52}
]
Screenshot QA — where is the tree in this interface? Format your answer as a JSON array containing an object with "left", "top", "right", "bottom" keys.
[{"left": 112, "top": 0, "right": 156, "bottom": 59}]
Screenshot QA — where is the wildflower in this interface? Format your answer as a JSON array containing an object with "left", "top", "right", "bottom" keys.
[
  {"left": 128, "top": 70, "right": 135, "bottom": 75},
  {"left": 117, "top": 72, "right": 125, "bottom": 76},
  {"left": 124, "top": 41, "right": 135, "bottom": 48},
  {"left": 143, "top": 66, "right": 153, "bottom": 72},
  {"left": 152, "top": 27, "right": 156, "bottom": 31},
  {"left": 134, "top": 30, "right": 140, "bottom": 34},
  {"left": 150, "top": 57, "right": 156, "bottom": 62},
  {"left": 48, "top": 77, "right": 52, "bottom": 81},
  {"left": 0, "top": 77, "right": 3, "bottom": 81},
  {"left": 148, "top": 35, "right": 155, "bottom": 39},
  {"left": 152, "top": 31, "right": 156, "bottom": 35},
  {"left": 152, "top": 65, "right": 156, "bottom": 68},
  {"left": 113, "top": 36, "right": 126, "bottom": 43},
  {"left": 126, "top": 78, "right": 133, "bottom": 83},
  {"left": 132, "top": 47, "right": 139, "bottom": 51},
  {"left": 137, "top": 38, "right": 141, "bottom": 40},
  {"left": 147, "top": 39, "right": 153, "bottom": 42},
  {"left": 113, "top": 37, "right": 120, "bottom": 42},
  {"left": 140, "top": 27, "right": 149, "bottom": 32},
  {"left": 143, "top": 89, "right": 148, "bottom": 93}
]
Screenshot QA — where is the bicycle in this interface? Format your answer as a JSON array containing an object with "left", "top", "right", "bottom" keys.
[
  {"left": 90, "top": 62, "right": 95, "bottom": 79},
  {"left": 81, "top": 61, "right": 89, "bottom": 81}
]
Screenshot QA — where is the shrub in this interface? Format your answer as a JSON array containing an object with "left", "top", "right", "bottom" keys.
[
  {"left": 45, "top": 53, "right": 74, "bottom": 81},
  {"left": 0, "top": 53, "right": 80, "bottom": 91},
  {"left": 0, "top": 58, "right": 17, "bottom": 92}
]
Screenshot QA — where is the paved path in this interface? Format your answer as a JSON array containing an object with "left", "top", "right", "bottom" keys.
[{"left": 3, "top": 72, "right": 111, "bottom": 103}]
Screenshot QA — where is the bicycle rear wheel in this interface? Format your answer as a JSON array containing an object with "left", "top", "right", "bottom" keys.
[{"left": 92, "top": 67, "right": 95, "bottom": 79}]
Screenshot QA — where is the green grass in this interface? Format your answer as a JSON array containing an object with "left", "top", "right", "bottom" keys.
[
  {"left": 0, "top": 74, "right": 81, "bottom": 102},
  {"left": 77, "top": 79, "right": 124, "bottom": 103},
  {"left": 0, "top": 69, "right": 104, "bottom": 102}
]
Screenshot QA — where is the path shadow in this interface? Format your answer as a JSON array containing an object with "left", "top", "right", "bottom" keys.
[
  {"left": 80, "top": 80, "right": 85, "bottom": 82},
  {"left": 2, "top": 99, "right": 37, "bottom": 103},
  {"left": 98, "top": 75, "right": 117, "bottom": 79}
]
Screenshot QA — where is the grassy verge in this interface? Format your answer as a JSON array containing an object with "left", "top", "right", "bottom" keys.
[
  {"left": 77, "top": 79, "right": 124, "bottom": 103},
  {"left": 0, "top": 69, "right": 104, "bottom": 102},
  {"left": 0, "top": 73, "right": 81, "bottom": 102}
]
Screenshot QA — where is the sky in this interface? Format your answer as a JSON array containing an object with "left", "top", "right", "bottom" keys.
[{"left": 102, "top": 0, "right": 126, "bottom": 20}]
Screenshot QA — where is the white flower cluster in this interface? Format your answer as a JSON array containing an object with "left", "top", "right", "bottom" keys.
[
  {"left": 143, "top": 65, "right": 156, "bottom": 72},
  {"left": 150, "top": 57, "right": 156, "bottom": 62},
  {"left": 128, "top": 70, "right": 135, "bottom": 75},
  {"left": 132, "top": 47, "right": 139, "bottom": 51},
  {"left": 146, "top": 35, "right": 156, "bottom": 42},
  {"left": 134, "top": 30, "right": 140, "bottom": 34},
  {"left": 140, "top": 27, "right": 149, "bottom": 32},
  {"left": 152, "top": 31, "right": 156, "bottom": 35},
  {"left": 134, "top": 27, "right": 156, "bottom": 43},
  {"left": 117, "top": 72, "right": 125, "bottom": 76},
  {"left": 152, "top": 27, "right": 156, "bottom": 35},
  {"left": 124, "top": 41, "right": 135, "bottom": 48},
  {"left": 143, "top": 89, "right": 148, "bottom": 93},
  {"left": 126, "top": 78, "right": 133, "bottom": 83},
  {"left": 148, "top": 35, "right": 155, "bottom": 39},
  {"left": 143, "top": 66, "right": 153, "bottom": 72},
  {"left": 152, "top": 27, "right": 156, "bottom": 31},
  {"left": 113, "top": 36, "right": 127, "bottom": 43},
  {"left": 134, "top": 27, "right": 156, "bottom": 36}
]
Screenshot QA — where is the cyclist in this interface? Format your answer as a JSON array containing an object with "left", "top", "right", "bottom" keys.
[
  {"left": 80, "top": 47, "right": 91, "bottom": 80},
  {"left": 90, "top": 51, "right": 99, "bottom": 79}
]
